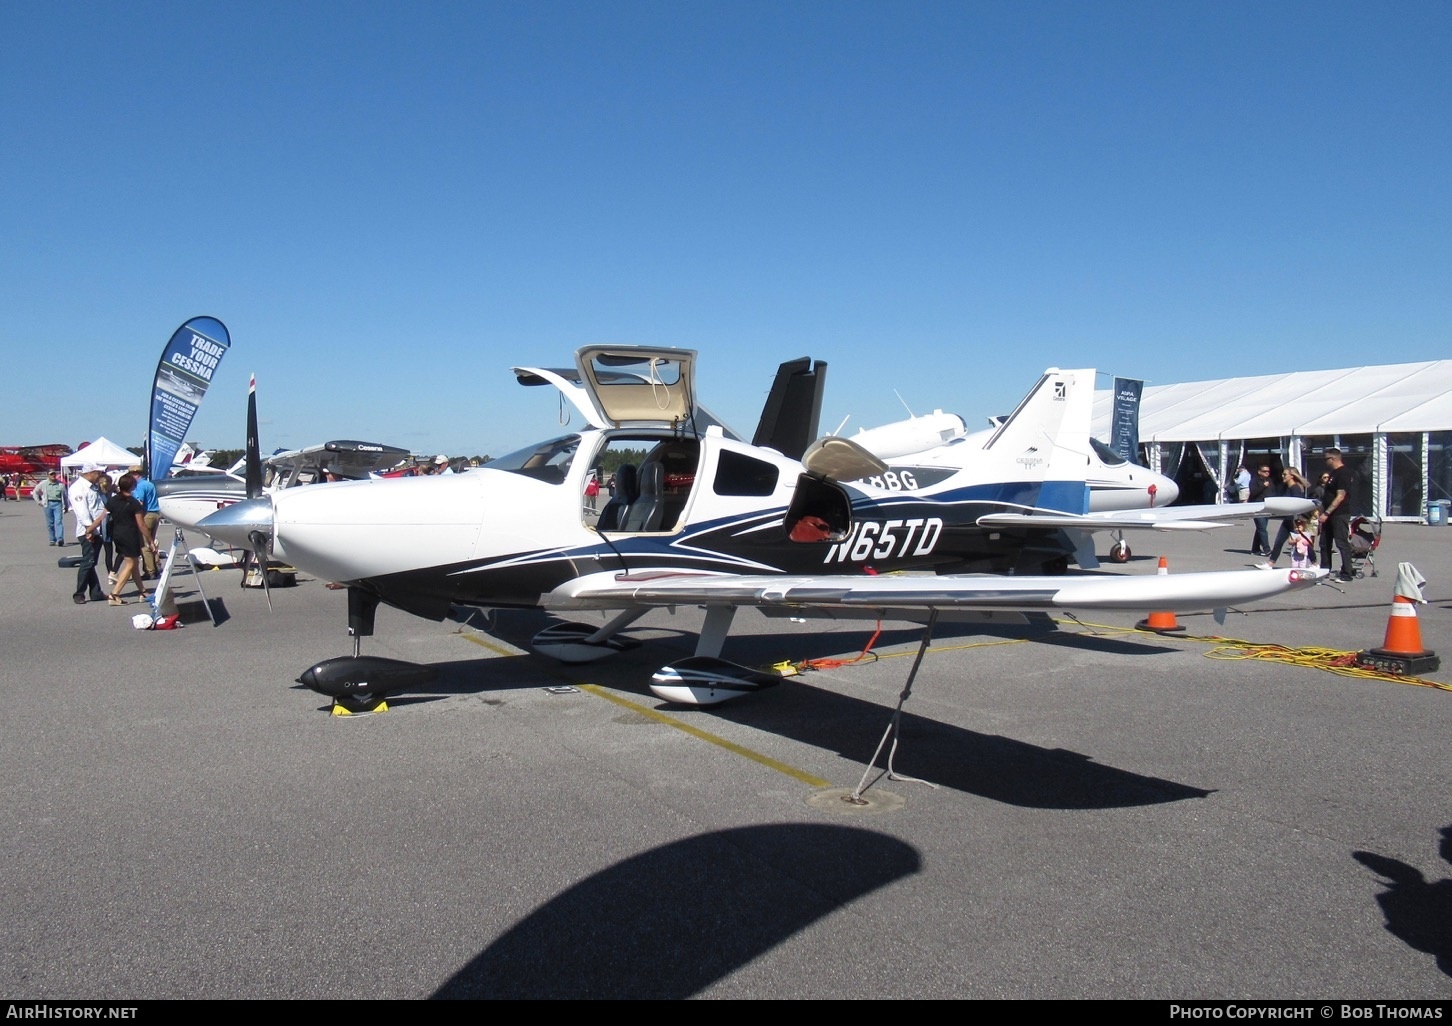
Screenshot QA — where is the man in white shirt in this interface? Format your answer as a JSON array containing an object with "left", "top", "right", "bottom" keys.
[{"left": 69, "top": 464, "right": 109, "bottom": 604}]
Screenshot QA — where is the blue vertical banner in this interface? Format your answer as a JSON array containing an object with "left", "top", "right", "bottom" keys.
[
  {"left": 145, "top": 316, "right": 230, "bottom": 480},
  {"left": 1109, "top": 377, "right": 1143, "bottom": 465}
]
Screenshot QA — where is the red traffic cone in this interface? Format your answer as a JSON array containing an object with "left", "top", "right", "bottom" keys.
[
  {"left": 1136, "top": 557, "right": 1186, "bottom": 634},
  {"left": 1356, "top": 594, "right": 1439, "bottom": 674}
]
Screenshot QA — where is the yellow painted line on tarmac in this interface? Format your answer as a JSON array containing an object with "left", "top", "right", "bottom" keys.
[
  {"left": 459, "top": 632, "right": 521, "bottom": 658},
  {"left": 577, "top": 685, "right": 831, "bottom": 788},
  {"left": 457, "top": 630, "right": 830, "bottom": 787}
]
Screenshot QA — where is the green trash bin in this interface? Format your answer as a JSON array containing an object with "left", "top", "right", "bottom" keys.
[{"left": 1428, "top": 499, "right": 1450, "bottom": 526}]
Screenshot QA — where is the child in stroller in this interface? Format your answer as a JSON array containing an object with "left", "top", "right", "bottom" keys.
[{"left": 1347, "top": 515, "right": 1381, "bottom": 578}]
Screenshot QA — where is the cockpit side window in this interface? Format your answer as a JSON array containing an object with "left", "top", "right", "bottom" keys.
[
  {"left": 1090, "top": 437, "right": 1128, "bottom": 466},
  {"left": 713, "top": 450, "right": 779, "bottom": 496}
]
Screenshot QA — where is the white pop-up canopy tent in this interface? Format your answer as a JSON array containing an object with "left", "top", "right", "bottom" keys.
[{"left": 59, "top": 437, "right": 142, "bottom": 472}]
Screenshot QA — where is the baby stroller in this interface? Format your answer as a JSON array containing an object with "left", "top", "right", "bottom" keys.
[{"left": 1348, "top": 515, "right": 1381, "bottom": 578}]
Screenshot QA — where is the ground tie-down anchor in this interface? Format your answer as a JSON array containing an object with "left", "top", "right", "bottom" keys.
[{"left": 849, "top": 610, "right": 941, "bottom": 803}]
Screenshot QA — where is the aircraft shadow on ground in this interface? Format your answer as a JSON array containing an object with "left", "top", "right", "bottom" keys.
[
  {"left": 1352, "top": 825, "right": 1452, "bottom": 978},
  {"left": 432, "top": 823, "right": 920, "bottom": 999},
  {"left": 164, "top": 586, "right": 230, "bottom": 626},
  {"left": 474, "top": 606, "right": 1179, "bottom": 668},
  {"left": 347, "top": 651, "right": 563, "bottom": 708},
  {"left": 704, "top": 688, "right": 1213, "bottom": 811},
  {"left": 434, "top": 609, "right": 1210, "bottom": 811}
]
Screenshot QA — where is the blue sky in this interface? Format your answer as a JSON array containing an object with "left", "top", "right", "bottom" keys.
[{"left": 3, "top": 1, "right": 1448, "bottom": 459}]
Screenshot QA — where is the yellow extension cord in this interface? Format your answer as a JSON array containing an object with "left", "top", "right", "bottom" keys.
[
  {"left": 1059, "top": 617, "right": 1449, "bottom": 690},
  {"left": 787, "top": 616, "right": 1450, "bottom": 692}
]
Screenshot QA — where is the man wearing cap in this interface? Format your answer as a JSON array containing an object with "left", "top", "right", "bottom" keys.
[
  {"left": 40, "top": 470, "right": 69, "bottom": 545},
  {"left": 69, "top": 465, "right": 109, "bottom": 604},
  {"left": 435, "top": 454, "right": 454, "bottom": 475}
]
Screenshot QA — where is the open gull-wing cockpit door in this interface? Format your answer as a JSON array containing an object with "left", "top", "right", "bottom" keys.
[
  {"left": 575, "top": 346, "right": 698, "bottom": 429},
  {"left": 513, "top": 364, "right": 610, "bottom": 429},
  {"left": 783, "top": 435, "right": 889, "bottom": 542},
  {"left": 518, "top": 346, "right": 751, "bottom": 439}
]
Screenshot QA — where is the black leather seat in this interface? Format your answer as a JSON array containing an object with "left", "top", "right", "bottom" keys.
[
  {"left": 622, "top": 462, "right": 664, "bottom": 532},
  {"left": 595, "top": 464, "right": 637, "bottom": 531}
]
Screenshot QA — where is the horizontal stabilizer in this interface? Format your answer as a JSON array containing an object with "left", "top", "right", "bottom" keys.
[
  {"left": 977, "top": 513, "right": 1226, "bottom": 531},
  {"left": 978, "top": 495, "right": 1318, "bottom": 533}
]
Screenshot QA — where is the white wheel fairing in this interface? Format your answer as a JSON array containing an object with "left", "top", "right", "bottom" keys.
[{"left": 649, "top": 656, "right": 783, "bottom": 705}]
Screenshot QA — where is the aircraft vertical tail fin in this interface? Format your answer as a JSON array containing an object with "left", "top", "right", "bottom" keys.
[
  {"left": 981, "top": 368, "right": 1096, "bottom": 509},
  {"left": 752, "top": 357, "right": 827, "bottom": 461}
]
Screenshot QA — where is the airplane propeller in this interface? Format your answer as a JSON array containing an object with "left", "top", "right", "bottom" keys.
[
  {"left": 244, "top": 374, "right": 271, "bottom": 610},
  {"left": 249, "top": 528, "right": 272, "bottom": 611},
  {"left": 244, "top": 373, "right": 263, "bottom": 501}
]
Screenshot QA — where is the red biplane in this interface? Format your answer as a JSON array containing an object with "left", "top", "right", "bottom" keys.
[{"left": 1, "top": 444, "right": 72, "bottom": 498}]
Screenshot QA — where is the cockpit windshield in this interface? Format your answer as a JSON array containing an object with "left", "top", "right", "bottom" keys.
[
  {"left": 1090, "top": 437, "right": 1128, "bottom": 466},
  {"left": 488, "top": 434, "right": 580, "bottom": 485}
]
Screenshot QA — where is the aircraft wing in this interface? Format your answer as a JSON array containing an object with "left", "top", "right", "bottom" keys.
[
  {"left": 267, "top": 440, "right": 412, "bottom": 482},
  {"left": 977, "top": 497, "right": 1318, "bottom": 532},
  {"left": 543, "top": 565, "right": 1324, "bottom": 615}
]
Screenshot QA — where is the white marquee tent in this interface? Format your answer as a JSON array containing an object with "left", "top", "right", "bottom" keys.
[
  {"left": 58, "top": 437, "right": 142, "bottom": 473},
  {"left": 1093, "top": 361, "right": 1452, "bottom": 521}
]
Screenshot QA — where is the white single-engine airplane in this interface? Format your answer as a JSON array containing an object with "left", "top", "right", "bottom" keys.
[
  {"left": 846, "top": 407, "right": 1308, "bottom": 566},
  {"left": 844, "top": 410, "right": 1178, "bottom": 563},
  {"left": 199, "top": 346, "right": 1322, "bottom": 710},
  {"left": 848, "top": 408, "right": 1178, "bottom": 515}
]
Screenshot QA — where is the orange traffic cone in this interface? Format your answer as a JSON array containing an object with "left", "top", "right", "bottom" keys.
[
  {"left": 1356, "top": 593, "right": 1440, "bottom": 674},
  {"left": 1136, "top": 556, "right": 1186, "bottom": 634},
  {"left": 1379, "top": 595, "right": 1430, "bottom": 653}
]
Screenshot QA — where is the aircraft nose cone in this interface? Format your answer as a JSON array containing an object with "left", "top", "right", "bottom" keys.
[{"left": 198, "top": 495, "right": 273, "bottom": 549}]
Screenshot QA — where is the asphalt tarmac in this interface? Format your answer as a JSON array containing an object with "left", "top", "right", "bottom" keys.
[{"left": 2, "top": 499, "right": 1449, "bottom": 1000}]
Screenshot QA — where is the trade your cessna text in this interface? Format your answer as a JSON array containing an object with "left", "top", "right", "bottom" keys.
[{"left": 167, "top": 332, "right": 225, "bottom": 380}]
